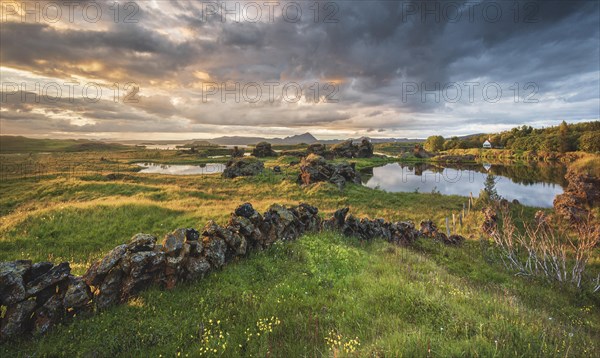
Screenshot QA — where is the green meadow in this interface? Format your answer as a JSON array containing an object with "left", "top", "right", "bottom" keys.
[{"left": 1, "top": 149, "right": 599, "bottom": 357}]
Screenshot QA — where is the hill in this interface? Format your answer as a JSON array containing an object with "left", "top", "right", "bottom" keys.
[
  {"left": 209, "top": 132, "right": 319, "bottom": 145},
  {"left": 0, "top": 136, "right": 130, "bottom": 153}
]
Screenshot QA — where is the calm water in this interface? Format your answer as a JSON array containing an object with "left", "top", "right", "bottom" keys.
[
  {"left": 362, "top": 163, "right": 566, "bottom": 208},
  {"left": 136, "top": 163, "right": 226, "bottom": 175}
]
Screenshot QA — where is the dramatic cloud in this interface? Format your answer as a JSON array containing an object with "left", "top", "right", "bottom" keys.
[{"left": 1, "top": 0, "right": 598, "bottom": 139}]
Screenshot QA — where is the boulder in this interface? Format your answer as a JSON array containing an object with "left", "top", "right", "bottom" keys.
[
  {"left": 356, "top": 139, "right": 374, "bottom": 158},
  {"left": 83, "top": 244, "right": 127, "bottom": 286},
  {"left": 203, "top": 237, "right": 226, "bottom": 269},
  {"left": 234, "top": 202, "right": 257, "bottom": 219},
  {"left": 184, "top": 256, "right": 211, "bottom": 281},
  {"left": 203, "top": 221, "right": 247, "bottom": 259},
  {"left": 0, "top": 260, "right": 31, "bottom": 306},
  {"left": 413, "top": 144, "right": 432, "bottom": 159},
  {"left": 307, "top": 143, "right": 328, "bottom": 156},
  {"left": 163, "top": 229, "right": 187, "bottom": 256},
  {"left": 25, "top": 262, "right": 71, "bottom": 297},
  {"left": 94, "top": 268, "right": 124, "bottom": 310},
  {"left": 1, "top": 299, "right": 37, "bottom": 339},
  {"left": 32, "top": 294, "right": 64, "bottom": 335},
  {"left": 331, "top": 140, "right": 357, "bottom": 158},
  {"left": 261, "top": 204, "right": 301, "bottom": 244},
  {"left": 63, "top": 276, "right": 92, "bottom": 311},
  {"left": 294, "top": 203, "right": 321, "bottom": 232},
  {"left": 231, "top": 146, "right": 245, "bottom": 158},
  {"left": 222, "top": 157, "right": 264, "bottom": 178},
  {"left": 445, "top": 234, "right": 466, "bottom": 245},
  {"left": 26, "top": 262, "right": 54, "bottom": 282},
  {"left": 121, "top": 251, "right": 164, "bottom": 297},
  {"left": 419, "top": 220, "right": 438, "bottom": 237},
  {"left": 251, "top": 142, "right": 277, "bottom": 157},
  {"left": 127, "top": 233, "right": 157, "bottom": 253},
  {"left": 297, "top": 154, "right": 361, "bottom": 189}
]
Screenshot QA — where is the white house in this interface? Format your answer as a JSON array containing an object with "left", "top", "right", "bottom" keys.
[{"left": 483, "top": 140, "right": 492, "bottom": 149}]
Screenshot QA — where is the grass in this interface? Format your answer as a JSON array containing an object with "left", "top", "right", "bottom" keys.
[
  {"left": 0, "top": 204, "right": 192, "bottom": 274},
  {"left": 2, "top": 233, "right": 598, "bottom": 357},
  {"left": 0, "top": 149, "right": 598, "bottom": 356},
  {"left": 570, "top": 156, "right": 600, "bottom": 177}
]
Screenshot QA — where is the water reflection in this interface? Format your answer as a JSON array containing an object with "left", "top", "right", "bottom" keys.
[
  {"left": 362, "top": 162, "right": 566, "bottom": 208},
  {"left": 136, "top": 163, "right": 226, "bottom": 175}
]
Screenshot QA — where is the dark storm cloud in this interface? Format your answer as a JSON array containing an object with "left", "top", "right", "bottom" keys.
[{"left": 0, "top": 0, "right": 598, "bottom": 137}]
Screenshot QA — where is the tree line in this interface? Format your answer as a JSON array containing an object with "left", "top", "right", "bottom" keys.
[{"left": 423, "top": 121, "right": 600, "bottom": 153}]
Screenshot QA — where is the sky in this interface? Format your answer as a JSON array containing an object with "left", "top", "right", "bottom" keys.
[{"left": 1, "top": 0, "right": 599, "bottom": 140}]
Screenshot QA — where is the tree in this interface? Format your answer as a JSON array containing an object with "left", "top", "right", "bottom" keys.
[
  {"left": 579, "top": 131, "right": 600, "bottom": 152},
  {"left": 559, "top": 120, "right": 569, "bottom": 153},
  {"left": 483, "top": 173, "right": 501, "bottom": 202},
  {"left": 424, "top": 135, "right": 444, "bottom": 152}
]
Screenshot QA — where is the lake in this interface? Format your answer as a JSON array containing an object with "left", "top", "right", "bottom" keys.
[
  {"left": 362, "top": 162, "right": 566, "bottom": 208},
  {"left": 136, "top": 163, "right": 226, "bottom": 175}
]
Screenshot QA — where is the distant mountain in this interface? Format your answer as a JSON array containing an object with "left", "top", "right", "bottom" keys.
[
  {"left": 110, "top": 133, "right": 424, "bottom": 146},
  {"left": 209, "top": 132, "right": 319, "bottom": 145}
]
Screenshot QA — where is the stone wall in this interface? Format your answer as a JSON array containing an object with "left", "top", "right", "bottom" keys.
[{"left": 0, "top": 203, "right": 462, "bottom": 341}]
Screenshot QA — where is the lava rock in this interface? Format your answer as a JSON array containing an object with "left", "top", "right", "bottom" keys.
[
  {"left": 94, "top": 268, "right": 124, "bottom": 310},
  {"left": 1, "top": 299, "right": 37, "bottom": 339},
  {"left": 307, "top": 143, "right": 328, "bottom": 156},
  {"left": 0, "top": 260, "right": 31, "bottom": 306},
  {"left": 331, "top": 140, "right": 358, "bottom": 158},
  {"left": 163, "top": 229, "right": 187, "bottom": 256},
  {"left": 419, "top": 220, "right": 439, "bottom": 237},
  {"left": 297, "top": 154, "right": 361, "bottom": 188},
  {"left": 184, "top": 256, "right": 211, "bottom": 281},
  {"left": 231, "top": 146, "right": 245, "bottom": 158},
  {"left": 127, "top": 233, "right": 157, "bottom": 253},
  {"left": 84, "top": 244, "right": 127, "bottom": 286},
  {"left": 63, "top": 276, "right": 92, "bottom": 311},
  {"left": 25, "top": 262, "right": 71, "bottom": 297},
  {"left": 356, "top": 139, "right": 374, "bottom": 158},
  {"left": 251, "top": 142, "right": 277, "bottom": 157},
  {"left": 203, "top": 237, "right": 226, "bottom": 269},
  {"left": 222, "top": 157, "right": 265, "bottom": 178}
]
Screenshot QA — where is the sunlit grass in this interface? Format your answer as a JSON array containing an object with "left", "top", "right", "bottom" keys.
[{"left": 2, "top": 233, "right": 598, "bottom": 356}]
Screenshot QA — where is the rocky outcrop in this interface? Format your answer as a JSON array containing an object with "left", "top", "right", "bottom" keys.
[
  {"left": 0, "top": 203, "right": 459, "bottom": 341},
  {"left": 230, "top": 146, "right": 245, "bottom": 158},
  {"left": 251, "top": 142, "right": 277, "bottom": 157},
  {"left": 412, "top": 144, "right": 433, "bottom": 159},
  {"left": 298, "top": 154, "right": 361, "bottom": 189},
  {"left": 222, "top": 157, "right": 264, "bottom": 178},
  {"left": 356, "top": 139, "right": 374, "bottom": 158},
  {"left": 303, "top": 140, "right": 372, "bottom": 159},
  {"left": 331, "top": 140, "right": 357, "bottom": 158},
  {"left": 306, "top": 143, "right": 330, "bottom": 158},
  {"left": 554, "top": 167, "right": 600, "bottom": 223}
]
